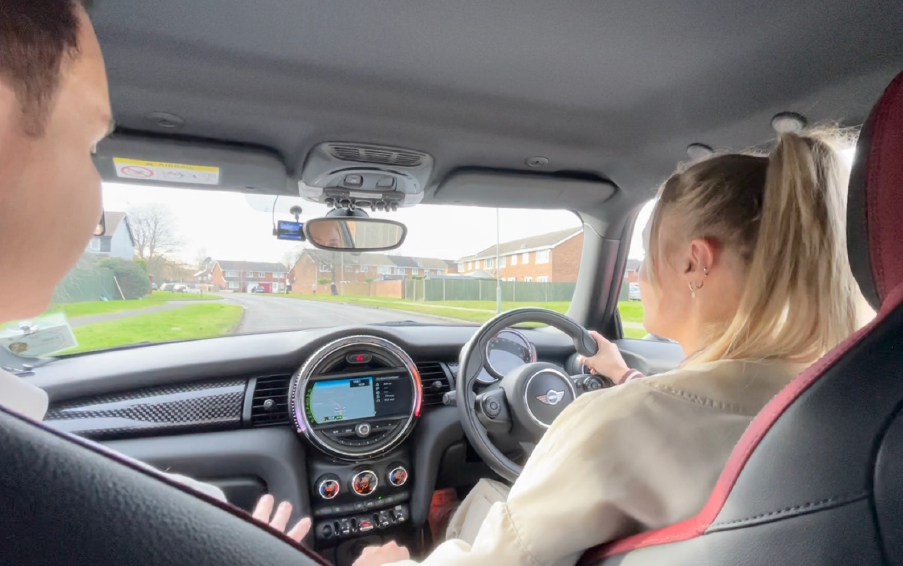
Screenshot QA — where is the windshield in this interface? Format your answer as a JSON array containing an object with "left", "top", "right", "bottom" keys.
[{"left": 2, "top": 184, "right": 586, "bottom": 357}]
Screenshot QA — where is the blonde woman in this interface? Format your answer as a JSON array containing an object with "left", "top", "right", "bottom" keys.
[{"left": 352, "top": 131, "right": 865, "bottom": 566}]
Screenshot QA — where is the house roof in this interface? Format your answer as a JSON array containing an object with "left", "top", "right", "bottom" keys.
[
  {"left": 215, "top": 260, "right": 288, "bottom": 272},
  {"left": 626, "top": 258, "right": 642, "bottom": 271},
  {"left": 389, "top": 256, "right": 419, "bottom": 268},
  {"left": 297, "top": 249, "right": 451, "bottom": 270},
  {"left": 415, "top": 257, "right": 454, "bottom": 270},
  {"left": 102, "top": 211, "right": 135, "bottom": 245},
  {"left": 458, "top": 227, "right": 583, "bottom": 261}
]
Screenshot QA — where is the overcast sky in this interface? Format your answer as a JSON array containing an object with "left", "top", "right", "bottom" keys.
[{"left": 102, "top": 183, "right": 653, "bottom": 266}]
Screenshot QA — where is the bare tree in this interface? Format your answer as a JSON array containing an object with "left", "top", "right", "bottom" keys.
[
  {"left": 195, "top": 247, "right": 212, "bottom": 271},
  {"left": 128, "top": 204, "right": 182, "bottom": 268},
  {"left": 281, "top": 245, "right": 305, "bottom": 270}
]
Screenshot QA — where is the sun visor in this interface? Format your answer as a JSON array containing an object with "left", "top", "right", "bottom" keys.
[
  {"left": 92, "top": 134, "right": 292, "bottom": 195},
  {"left": 433, "top": 169, "right": 616, "bottom": 210}
]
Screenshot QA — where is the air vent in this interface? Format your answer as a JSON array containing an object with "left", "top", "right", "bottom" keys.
[
  {"left": 417, "top": 362, "right": 452, "bottom": 406},
  {"left": 327, "top": 144, "right": 427, "bottom": 167},
  {"left": 249, "top": 375, "right": 292, "bottom": 426}
]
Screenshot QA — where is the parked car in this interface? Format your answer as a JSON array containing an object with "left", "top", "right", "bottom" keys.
[
  {"left": 628, "top": 282, "right": 641, "bottom": 301},
  {"left": 251, "top": 286, "right": 265, "bottom": 293}
]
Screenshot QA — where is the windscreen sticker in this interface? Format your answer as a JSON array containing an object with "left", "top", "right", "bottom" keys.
[{"left": 113, "top": 157, "right": 220, "bottom": 185}]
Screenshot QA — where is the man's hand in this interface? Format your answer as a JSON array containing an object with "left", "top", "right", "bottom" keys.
[
  {"left": 353, "top": 541, "right": 410, "bottom": 566},
  {"left": 252, "top": 494, "right": 311, "bottom": 542}
]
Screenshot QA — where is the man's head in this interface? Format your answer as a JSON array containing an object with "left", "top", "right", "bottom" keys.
[{"left": 0, "top": 1, "right": 111, "bottom": 321}]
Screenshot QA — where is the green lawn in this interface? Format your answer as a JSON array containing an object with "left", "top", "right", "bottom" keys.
[
  {"left": 47, "top": 291, "right": 220, "bottom": 319},
  {"left": 62, "top": 303, "right": 242, "bottom": 354},
  {"left": 281, "top": 294, "right": 648, "bottom": 335}
]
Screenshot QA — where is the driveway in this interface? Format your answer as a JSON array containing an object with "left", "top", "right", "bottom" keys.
[{"left": 223, "top": 294, "right": 454, "bottom": 333}]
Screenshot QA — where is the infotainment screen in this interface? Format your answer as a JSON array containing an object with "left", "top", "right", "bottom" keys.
[{"left": 305, "top": 374, "right": 412, "bottom": 425}]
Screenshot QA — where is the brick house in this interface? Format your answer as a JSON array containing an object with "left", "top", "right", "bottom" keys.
[
  {"left": 289, "top": 250, "right": 456, "bottom": 290},
  {"left": 456, "top": 227, "right": 584, "bottom": 283},
  {"left": 210, "top": 260, "right": 289, "bottom": 293}
]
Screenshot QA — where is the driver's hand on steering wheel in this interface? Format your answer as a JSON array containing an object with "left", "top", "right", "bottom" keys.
[
  {"left": 352, "top": 541, "right": 410, "bottom": 566},
  {"left": 578, "top": 331, "right": 630, "bottom": 383},
  {"left": 251, "top": 494, "right": 311, "bottom": 542}
]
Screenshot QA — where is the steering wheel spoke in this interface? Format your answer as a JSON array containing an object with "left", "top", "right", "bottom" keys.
[{"left": 475, "top": 388, "right": 512, "bottom": 435}]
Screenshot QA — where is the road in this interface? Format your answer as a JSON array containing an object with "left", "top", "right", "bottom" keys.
[{"left": 223, "top": 294, "right": 454, "bottom": 333}]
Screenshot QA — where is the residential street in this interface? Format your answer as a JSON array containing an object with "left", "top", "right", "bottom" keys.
[{"left": 223, "top": 294, "right": 453, "bottom": 333}]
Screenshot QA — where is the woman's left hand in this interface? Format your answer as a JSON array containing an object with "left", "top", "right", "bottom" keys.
[
  {"left": 251, "top": 494, "right": 311, "bottom": 542},
  {"left": 352, "top": 541, "right": 410, "bottom": 566}
]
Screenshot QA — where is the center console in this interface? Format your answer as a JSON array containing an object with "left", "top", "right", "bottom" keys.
[
  {"left": 309, "top": 448, "right": 412, "bottom": 543},
  {"left": 288, "top": 335, "right": 425, "bottom": 559}
]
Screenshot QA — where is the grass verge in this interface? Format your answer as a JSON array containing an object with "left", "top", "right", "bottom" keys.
[
  {"left": 62, "top": 303, "right": 242, "bottom": 354},
  {"left": 47, "top": 291, "right": 221, "bottom": 319}
]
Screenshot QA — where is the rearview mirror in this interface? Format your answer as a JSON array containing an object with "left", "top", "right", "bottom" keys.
[{"left": 304, "top": 218, "right": 407, "bottom": 252}]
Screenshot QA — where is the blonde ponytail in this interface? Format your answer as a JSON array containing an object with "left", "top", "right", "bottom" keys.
[{"left": 646, "top": 131, "right": 862, "bottom": 366}]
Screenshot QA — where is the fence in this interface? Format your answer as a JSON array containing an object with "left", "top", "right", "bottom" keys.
[
  {"left": 405, "top": 278, "right": 576, "bottom": 303},
  {"left": 52, "top": 266, "right": 120, "bottom": 303},
  {"left": 294, "top": 279, "right": 405, "bottom": 299}
]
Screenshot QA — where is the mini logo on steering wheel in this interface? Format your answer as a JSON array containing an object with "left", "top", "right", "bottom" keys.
[{"left": 536, "top": 389, "right": 565, "bottom": 405}]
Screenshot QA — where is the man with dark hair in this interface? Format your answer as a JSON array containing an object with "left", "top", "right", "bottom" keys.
[
  {"left": 0, "top": 0, "right": 310, "bottom": 543},
  {"left": 0, "top": 0, "right": 111, "bottom": 321}
]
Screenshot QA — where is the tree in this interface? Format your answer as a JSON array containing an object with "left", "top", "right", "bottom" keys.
[
  {"left": 128, "top": 203, "right": 182, "bottom": 269},
  {"left": 195, "top": 248, "right": 212, "bottom": 272},
  {"left": 99, "top": 257, "right": 149, "bottom": 300},
  {"left": 281, "top": 245, "right": 305, "bottom": 270}
]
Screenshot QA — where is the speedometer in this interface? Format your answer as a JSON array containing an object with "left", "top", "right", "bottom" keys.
[{"left": 481, "top": 328, "right": 536, "bottom": 383}]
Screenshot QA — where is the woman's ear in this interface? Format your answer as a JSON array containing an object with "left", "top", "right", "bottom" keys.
[{"left": 686, "top": 238, "right": 716, "bottom": 277}]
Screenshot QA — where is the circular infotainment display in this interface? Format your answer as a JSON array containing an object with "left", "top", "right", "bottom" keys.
[{"left": 290, "top": 335, "right": 422, "bottom": 460}]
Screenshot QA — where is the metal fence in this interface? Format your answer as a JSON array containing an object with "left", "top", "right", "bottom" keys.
[{"left": 405, "top": 278, "right": 576, "bottom": 302}]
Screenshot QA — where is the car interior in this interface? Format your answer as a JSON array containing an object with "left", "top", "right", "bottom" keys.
[{"left": 2, "top": 1, "right": 903, "bottom": 565}]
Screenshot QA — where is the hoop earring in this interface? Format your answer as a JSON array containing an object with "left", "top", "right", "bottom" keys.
[{"left": 689, "top": 280, "right": 704, "bottom": 298}]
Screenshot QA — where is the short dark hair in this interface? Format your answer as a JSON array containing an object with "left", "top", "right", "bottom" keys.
[{"left": 0, "top": 0, "right": 87, "bottom": 135}]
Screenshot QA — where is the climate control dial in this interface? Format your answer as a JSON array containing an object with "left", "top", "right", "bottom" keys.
[
  {"left": 316, "top": 474, "right": 341, "bottom": 500},
  {"left": 387, "top": 465, "right": 408, "bottom": 487},
  {"left": 351, "top": 470, "right": 378, "bottom": 496}
]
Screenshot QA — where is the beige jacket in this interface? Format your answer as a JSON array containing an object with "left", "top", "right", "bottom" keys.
[{"left": 395, "top": 359, "right": 805, "bottom": 566}]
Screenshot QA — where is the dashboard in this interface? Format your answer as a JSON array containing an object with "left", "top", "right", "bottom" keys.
[{"left": 30, "top": 324, "right": 677, "bottom": 564}]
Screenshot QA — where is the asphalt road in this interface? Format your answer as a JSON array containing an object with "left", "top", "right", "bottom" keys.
[{"left": 223, "top": 294, "right": 454, "bottom": 333}]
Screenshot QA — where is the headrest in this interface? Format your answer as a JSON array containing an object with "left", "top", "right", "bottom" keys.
[{"left": 848, "top": 71, "right": 903, "bottom": 310}]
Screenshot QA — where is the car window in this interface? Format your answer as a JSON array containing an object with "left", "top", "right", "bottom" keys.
[
  {"left": 1, "top": 184, "right": 583, "bottom": 357},
  {"left": 618, "top": 201, "right": 655, "bottom": 338}
]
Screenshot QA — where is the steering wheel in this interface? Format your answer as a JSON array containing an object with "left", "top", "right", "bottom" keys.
[{"left": 456, "top": 308, "right": 600, "bottom": 482}]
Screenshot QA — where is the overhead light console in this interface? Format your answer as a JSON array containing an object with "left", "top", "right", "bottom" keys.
[{"left": 299, "top": 142, "right": 434, "bottom": 210}]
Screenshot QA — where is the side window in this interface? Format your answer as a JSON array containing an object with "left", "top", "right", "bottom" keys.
[{"left": 618, "top": 201, "right": 655, "bottom": 338}]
